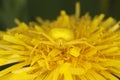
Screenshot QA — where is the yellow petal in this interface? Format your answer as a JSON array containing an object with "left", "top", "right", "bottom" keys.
[
  {"left": 0, "top": 50, "right": 29, "bottom": 55},
  {"left": 59, "top": 63, "right": 71, "bottom": 74},
  {"left": 86, "top": 48, "right": 97, "bottom": 57},
  {"left": 0, "top": 61, "right": 29, "bottom": 77},
  {"left": 64, "top": 71, "right": 73, "bottom": 80},
  {"left": 100, "top": 71, "right": 119, "bottom": 80},
  {"left": 71, "top": 67, "right": 86, "bottom": 75},
  {"left": 85, "top": 73, "right": 96, "bottom": 80},
  {"left": 57, "top": 10, "right": 70, "bottom": 27},
  {"left": 100, "top": 59, "right": 120, "bottom": 68},
  {"left": 90, "top": 71, "right": 106, "bottom": 80},
  {"left": 3, "top": 35, "right": 32, "bottom": 49},
  {"left": 9, "top": 67, "right": 36, "bottom": 80}
]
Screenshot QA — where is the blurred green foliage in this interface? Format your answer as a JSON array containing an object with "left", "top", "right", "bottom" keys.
[
  {"left": 0, "top": 0, "right": 120, "bottom": 30},
  {"left": 0, "top": 0, "right": 28, "bottom": 30}
]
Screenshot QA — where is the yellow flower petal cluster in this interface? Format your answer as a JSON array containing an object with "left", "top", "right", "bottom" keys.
[{"left": 0, "top": 3, "right": 120, "bottom": 80}]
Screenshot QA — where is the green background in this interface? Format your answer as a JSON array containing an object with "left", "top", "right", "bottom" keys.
[{"left": 0, "top": 0, "right": 120, "bottom": 30}]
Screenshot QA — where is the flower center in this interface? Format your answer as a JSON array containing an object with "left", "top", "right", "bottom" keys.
[{"left": 49, "top": 27, "right": 74, "bottom": 41}]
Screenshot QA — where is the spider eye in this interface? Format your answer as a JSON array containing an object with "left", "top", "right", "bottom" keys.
[{"left": 49, "top": 27, "right": 74, "bottom": 41}]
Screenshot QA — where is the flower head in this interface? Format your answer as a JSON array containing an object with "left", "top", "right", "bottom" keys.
[{"left": 0, "top": 2, "right": 120, "bottom": 80}]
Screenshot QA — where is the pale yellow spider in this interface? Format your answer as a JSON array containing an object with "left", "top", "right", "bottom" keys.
[
  {"left": 29, "top": 27, "right": 102, "bottom": 57},
  {"left": 29, "top": 27, "right": 96, "bottom": 49}
]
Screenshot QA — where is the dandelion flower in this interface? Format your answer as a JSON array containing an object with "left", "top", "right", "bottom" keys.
[{"left": 0, "top": 2, "right": 120, "bottom": 80}]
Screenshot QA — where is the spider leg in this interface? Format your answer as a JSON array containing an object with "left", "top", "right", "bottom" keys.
[
  {"left": 65, "top": 39, "right": 106, "bottom": 59},
  {"left": 65, "top": 39, "right": 95, "bottom": 48},
  {"left": 28, "top": 30, "right": 55, "bottom": 43}
]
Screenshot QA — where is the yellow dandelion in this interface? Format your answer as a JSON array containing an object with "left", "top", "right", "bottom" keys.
[{"left": 0, "top": 2, "right": 120, "bottom": 80}]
